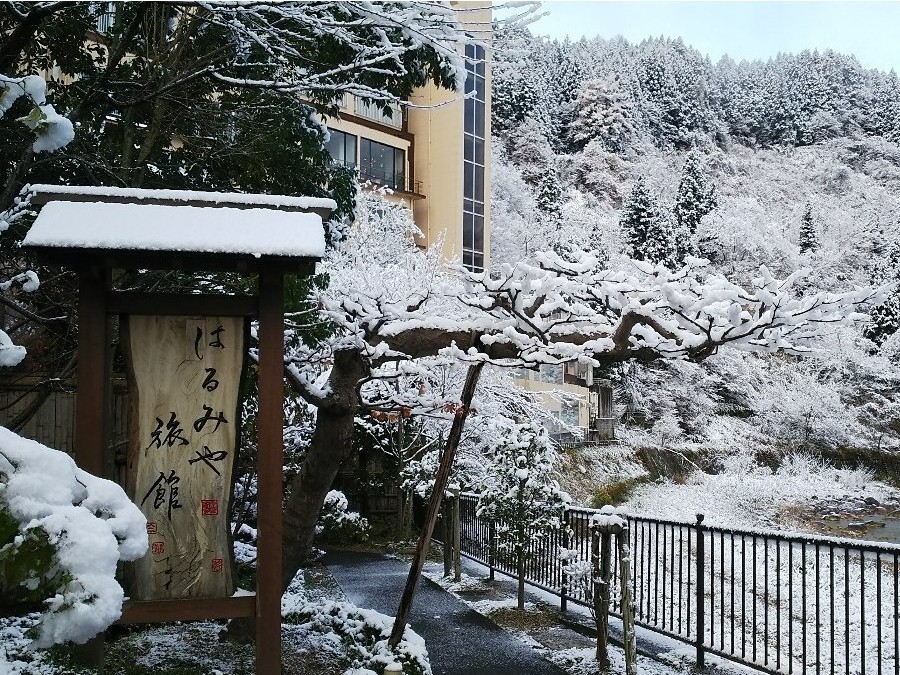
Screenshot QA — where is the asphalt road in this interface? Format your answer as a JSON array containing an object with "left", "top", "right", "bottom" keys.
[{"left": 324, "top": 550, "right": 568, "bottom": 675}]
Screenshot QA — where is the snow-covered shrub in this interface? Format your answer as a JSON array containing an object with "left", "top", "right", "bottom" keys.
[
  {"left": 317, "top": 490, "right": 370, "bottom": 544},
  {"left": 284, "top": 600, "right": 431, "bottom": 675},
  {"left": 0, "top": 427, "right": 147, "bottom": 647}
]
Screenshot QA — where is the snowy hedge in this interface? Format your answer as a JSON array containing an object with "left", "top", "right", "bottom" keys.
[{"left": 0, "top": 427, "right": 147, "bottom": 647}]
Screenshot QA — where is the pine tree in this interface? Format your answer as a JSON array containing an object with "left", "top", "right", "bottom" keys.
[
  {"left": 568, "top": 75, "right": 635, "bottom": 151},
  {"left": 799, "top": 202, "right": 819, "bottom": 253},
  {"left": 507, "top": 118, "right": 564, "bottom": 231},
  {"left": 620, "top": 177, "right": 675, "bottom": 267},
  {"left": 491, "top": 26, "right": 540, "bottom": 134},
  {"left": 864, "top": 236, "right": 900, "bottom": 346},
  {"left": 476, "top": 421, "right": 569, "bottom": 609},
  {"left": 673, "top": 150, "right": 717, "bottom": 262}
]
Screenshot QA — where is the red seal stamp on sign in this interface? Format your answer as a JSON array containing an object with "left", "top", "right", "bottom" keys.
[
  {"left": 201, "top": 499, "right": 219, "bottom": 516},
  {"left": 211, "top": 558, "right": 224, "bottom": 573},
  {"left": 146, "top": 521, "right": 158, "bottom": 535},
  {"left": 151, "top": 541, "right": 165, "bottom": 555}
]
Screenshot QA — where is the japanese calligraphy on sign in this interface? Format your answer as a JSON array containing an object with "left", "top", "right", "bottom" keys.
[{"left": 124, "top": 315, "right": 245, "bottom": 600}]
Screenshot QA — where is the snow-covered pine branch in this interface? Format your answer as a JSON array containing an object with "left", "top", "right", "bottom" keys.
[{"left": 0, "top": 75, "right": 73, "bottom": 368}]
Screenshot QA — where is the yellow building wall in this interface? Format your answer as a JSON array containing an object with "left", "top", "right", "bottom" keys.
[{"left": 407, "top": 3, "right": 491, "bottom": 268}]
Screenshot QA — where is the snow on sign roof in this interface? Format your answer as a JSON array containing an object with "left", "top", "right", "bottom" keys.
[
  {"left": 27, "top": 183, "right": 337, "bottom": 211},
  {"left": 23, "top": 200, "right": 327, "bottom": 259}
]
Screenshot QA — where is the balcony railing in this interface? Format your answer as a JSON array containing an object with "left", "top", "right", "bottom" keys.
[{"left": 354, "top": 98, "right": 403, "bottom": 129}]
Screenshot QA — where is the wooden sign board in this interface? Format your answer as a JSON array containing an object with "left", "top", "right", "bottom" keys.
[{"left": 123, "top": 315, "right": 245, "bottom": 600}]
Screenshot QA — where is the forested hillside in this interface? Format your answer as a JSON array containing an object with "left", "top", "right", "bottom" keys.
[{"left": 491, "top": 27, "right": 900, "bottom": 514}]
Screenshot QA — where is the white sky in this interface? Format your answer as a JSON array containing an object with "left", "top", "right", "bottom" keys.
[{"left": 528, "top": 1, "right": 900, "bottom": 72}]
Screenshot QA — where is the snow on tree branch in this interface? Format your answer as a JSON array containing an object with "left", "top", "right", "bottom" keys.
[
  {"left": 197, "top": 1, "right": 469, "bottom": 103},
  {"left": 313, "top": 213, "right": 883, "bottom": 370}
]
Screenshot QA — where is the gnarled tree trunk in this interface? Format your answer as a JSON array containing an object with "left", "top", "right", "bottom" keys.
[{"left": 281, "top": 348, "right": 367, "bottom": 590}]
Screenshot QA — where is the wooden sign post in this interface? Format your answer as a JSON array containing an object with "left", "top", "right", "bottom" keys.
[{"left": 22, "top": 185, "right": 331, "bottom": 675}]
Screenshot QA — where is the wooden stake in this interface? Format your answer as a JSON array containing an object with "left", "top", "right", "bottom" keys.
[
  {"left": 388, "top": 362, "right": 484, "bottom": 648},
  {"left": 618, "top": 526, "right": 637, "bottom": 675}
]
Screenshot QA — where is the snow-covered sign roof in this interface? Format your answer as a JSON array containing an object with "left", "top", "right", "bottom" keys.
[
  {"left": 28, "top": 183, "right": 336, "bottom": 213},
  {"left": 22, "top": 187, "right": 330, "bottom": 273}
]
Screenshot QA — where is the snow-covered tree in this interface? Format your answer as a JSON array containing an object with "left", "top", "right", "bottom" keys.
[
  {"left": 799, "top": 202, "right": 819, "bottom": 253},
  {"left": 569, "top": 75, "right": 635, "bottom": 151},
  {"left": 673, "top": 150, "right": 717, "bottom": 262},
  {"left": 620, "top": 177, "right": 675, "bottom": 266},
  {"left": 476, "top": 421, "right": 569, "bottom": 609},
  {"left": 491, "top": 25, "right": 540, "bottom": 134}
]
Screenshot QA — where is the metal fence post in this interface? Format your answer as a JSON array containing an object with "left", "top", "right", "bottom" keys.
[
  {"left": 488, "top": 520, "right": 496, "bottom": 581},
  {"left": 560, "top": 508, "right": 569, "bottom": 612},
  {"left": 442, "top": 495, "right": 452, "bottom": 577},
  {"left": 452, "top": 487, "right": 461, "bottom": 582},
  {"left": 696, "top": 513, "right": 706, "bottom": 669}
]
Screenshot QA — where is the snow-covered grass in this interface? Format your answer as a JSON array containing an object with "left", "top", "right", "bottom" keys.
[{"left": 622, "top": 449, "right": 890, "bottom": 530}]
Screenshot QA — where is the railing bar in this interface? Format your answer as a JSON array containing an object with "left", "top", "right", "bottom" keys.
[
  {"left": 876, "top": 551, "right": 882, "bottom": 675},
  {"left": 710, "top": 529, "right": 715, "bottom": 647},
  {"left": 845, "top": 547, "right": 850, "bottom": 675},
  {"left": 830, "top": 546, "right": 835, "bottom": 675},
  {"left": 764, "top": 536, "right": 769, "bottom": 666},
  {"left": 687, "top": 522, "right": 692, "bottom": 636},
  {"left": 655, "top": 520, "right": 660, "bottom": 626},
  {"left": 763, "top": 539, "right": 781, "bottom": 670},
  {"left": 646, "top": 520, "right": 653, "bottom": 622},
  {"left": 731, "top": 531, "right": 735, "bottom": 657},
  {"left": 802, "top": 541, "right": 807, "bottom": 674},
  {"left": 720, "top": 529, "right": 725, "bottom": 652},
  {"left": 816, "top": 541, "right": 821, "bottom": 675},
  {"left": 661, "top": 521, "right": 667, "bottom": 629},
  {"left": 678, "top": 524, "right": 684, "bottom": 635},
  {"left": 670, "top": 522, "right": 676, "bottom": 633},
  {"left": 742, "top": 534, "right": 747, "bottom": 660},
  {"left": 893, "top": 552, "right": 898, "bottom": 675},
  {"left": 789, "top": 540, "right": 793, "bottom": 675},
  {"left": 753, "top": 534, "right": 758, "bottom": 665},
  {"left": 861, "top": 550, "right": 866, "bottom": 675}
]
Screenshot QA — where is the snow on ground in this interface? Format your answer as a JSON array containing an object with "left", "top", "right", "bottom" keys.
[{"left": 620, "top": 449, "right": 894, "bottom": 530}]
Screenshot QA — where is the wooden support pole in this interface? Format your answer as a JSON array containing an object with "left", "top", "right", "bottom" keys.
[
  {"left": 256, "top": 271, "right": 285, "bottom": 675},
  {"left": 452, "top": 487, "right": 461, "bottom": 582},
  {"left": 618, "top": 526, "right": 637, "bottom": 675},
  {"left": 75, "top": 267, "right": 109, "bottom": 476},
  {"left": 388, "top": 362, "right": 484, "bottom": 648},
  {"left": 73, "top": 267, "right": 110, "bottom": 668}
]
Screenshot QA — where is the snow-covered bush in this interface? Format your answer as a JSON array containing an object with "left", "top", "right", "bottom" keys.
[
  {"left": 317, "top": 490, "right": 370, "bottom": 544},
  {"left": 0, "top": 427, "right": 147, "bottom": 647},
  {"left": 284, "top": 600, "right": 431, "bottom": 675}
]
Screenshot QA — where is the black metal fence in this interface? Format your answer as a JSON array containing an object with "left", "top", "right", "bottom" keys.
[{"left": 442, "top": 494, "right": 900, "bottom": 675}]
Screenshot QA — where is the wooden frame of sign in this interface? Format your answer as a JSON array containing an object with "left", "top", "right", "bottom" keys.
[{"left": 23, "top": 187, "right": 329, "bottom": 675}]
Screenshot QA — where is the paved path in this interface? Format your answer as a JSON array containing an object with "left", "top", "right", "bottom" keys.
[{"left": 324, "top": 550, "right": 568, "bottom": 675}]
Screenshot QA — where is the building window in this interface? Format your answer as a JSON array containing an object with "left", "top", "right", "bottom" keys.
[
  {"left": 325, "top": 130, "right": 357, "bottom": 169},
  {"left": 360, "top": 138, "right": 405, "bottom": 191},
  {"left": 462, "top": 42, "right": 487, "bottom": 272},
  {"left": 90, "top": 2, "right": 117, "bottom": 34}
]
